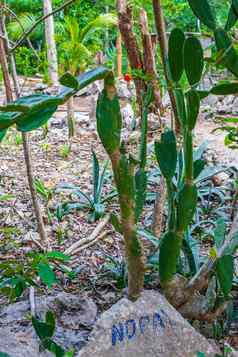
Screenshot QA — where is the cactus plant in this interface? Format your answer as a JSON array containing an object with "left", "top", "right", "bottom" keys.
[{"left": 155, "top": 31, "right": 204, "bottom": 286}]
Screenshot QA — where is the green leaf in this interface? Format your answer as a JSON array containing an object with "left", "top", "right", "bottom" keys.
[
  {"left": 46, "top": 251, "right": 70, "bottom": 262},
  {"left": 177, "top": 184, "right": 198, "bottom": 232},
  {"left": 155, "top": 130, "right": 177, "bottom": 179},
  {"left": 187, "top": 0, "right": 217, "bottom": 30},
  {"left": 174, "top": 89, "right": 187, "bottom": 126},
  {"left": 16, "top": 105, "right": 58, "bottom": 132},
  {"left": 225, "top": 3, "right": 238, "bottom": 31},
  {"left": 211, "top": 82, "right": 238, "bottom": 95},
  {"left": 110, "top": 214, "right": 123, "bottom": 234},
  {"left": 32, "top": 316, "right": 55, "bottom": 340},
  {"left": 213, "top": 218, "right": 226, "bottom": 249},
  {"left": 196, "top": 90, "right": 210, "bottom": 100},
  {"left": 184, "top": 37, "right": 204, "bottom": 86},
  {"left": 45, "top": 311, "right": 56, "bottom": 335},
  {"left": 0, "top": 129, "right": 7, "bottom": 142},
  {"left": 96, "top": 85, "right": 122, "bottom": 155},
  {"left": 168, "top": 28, "right": 185, "bottom": 82},
  {"left": 159, "top": 232, "right": 182, "bottom": 284},
  {"left": 215, "top": 28, "right": 238, "bottom": 77},
  {"left": 42, "top": 339, "right": 65, "bottom": 357},
  {"left": 216, "top": 255, "right": 234, "bottom": 297},
  {"left": 0, "top": 112, "right": 19, "bottom": 130},
  {"left": 0, "top": 353, "right": 12, "bottom": 357},
  {"left": 37, "top": 263, "right": 57, "bottom": 288},
  {"left": 232, "top": 0, "right": 238, "bottom": 14},
  {"left": 135, "top": 169, "right": 147, "bottom": 222},
  {"left": 59, "top": 72, "right": 79, "bottom": 90},
  {"left": 186, "top": 90, "right": 200, "bottom": 130},
  {"left": 92, "top": 150, "right": 100, "bottom": 202},
  {"left": 193, "top": 159, "right": 205, "bottom": 179}
]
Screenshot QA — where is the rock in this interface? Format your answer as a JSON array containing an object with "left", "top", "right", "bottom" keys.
[
  {"left": 77, "top": 290, "right": 219, "bottom": 357},
  {"left": 121, "top": 103, "right": 135, "bottom": 129},
  {"left": 0, "top": 292, "right": 97, "bottom": 356},
  {"left": 117, "top": 80, "right": 132, "bottom": 99}
]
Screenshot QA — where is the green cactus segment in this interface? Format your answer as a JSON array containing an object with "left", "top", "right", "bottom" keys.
[
  {"left": 159, "top": 231, "right": 182, "bottom": 284},
  {"left": 135, "top": 169, "right": 147, "bottom": 222},
  {"left": 215, "top": 28, "right": 238, "bottom": 77},
  {"left": 184, "top": 130, "right": 194, "bottom": 181},
  {"left": 155, "top": 130, "right": 177, "bottom": 180},
  {"left": 16, "top": 105, "right": 58, "bottom": 132},
  {"left": 225, "top": 3, "right": 238, "bottom": 31},
  {"left": 186, "top": 90, "right": 200, "bottom": 130},
  {"left": 177, "top": 183, "right": 198, "bottom": 232},
  {"left": 174, "top": 89, "right": 187, "bottom": 126},
  {"left": 187, "top": 0, "right": 217, "bottom": 30},
  {"left": 184, "top": 37, "right": 204, "bottom": 86},
  {"left": 59, "top": 66, "right": 111, "bottom": 91},
  {"left": 96, "top": 87, "right": 122, "bottom": 156},
  {"left": 168, "top": 28, "right": 185, "bottom": 82},
  {"left": 0, "top": 112, "right": 19, "bottom": 130},
  {"left": 211, "top": 82, "right": 238, "bottom": 95}
]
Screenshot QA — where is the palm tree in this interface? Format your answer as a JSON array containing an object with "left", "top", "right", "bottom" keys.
[{"left": 57, "top": 13, "right": 118, "bottom": 138}]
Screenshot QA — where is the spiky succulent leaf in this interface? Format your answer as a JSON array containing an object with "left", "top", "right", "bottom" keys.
[
  {"left": 215, "top": 28, "right": 238, "bottom": 77},
  {"left": 184, "top": 37, "right": 204, "bottom": 86},
  {"left": 186, "top": 90, "right": 200, "bottom": 130},
  {"left": 168, "top": 28, "right": 185, "bottom": 82},
  {"left": 159, "top": 231, "right": 182, "bottom": 284},
  {"left": 155, "top": 130, "right": 177, "bottom": 179},
  {"left": 187, "top": 0, "right": 217, "bottom": 30},
  {"left": 177, "top": 184, "right": 198, "bottom": 232}
]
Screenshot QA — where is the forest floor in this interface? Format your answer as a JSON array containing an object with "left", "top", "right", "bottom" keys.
[{"left": 0, "top": 84, "right": 237, "bottom": 351}]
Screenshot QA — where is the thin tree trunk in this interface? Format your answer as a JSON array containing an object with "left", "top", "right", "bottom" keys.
[
  {"left": 116, "top": 34, "right": 123, "bottom": 78},
  {"left": 67, "top": 96, "right": 75, "bottom": 138},
  {"left": 0, "top": 12, "right": 47, "bottom": 243},
  {"left": 152, "top": 0, "right": 180, "bottom": 132},
  {"left": 139, "top": 9, "right": 163, "bottom": 116},
  {"left": 43, "top": 0, "right": 58, "bottom": 86},
  {"left": 117, "top": 0, "right": 146, "bottom": 108}
]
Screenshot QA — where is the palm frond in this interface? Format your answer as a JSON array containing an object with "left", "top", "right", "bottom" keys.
[{"left": 79, "top": 13, "right": 118, "bottom": 43}]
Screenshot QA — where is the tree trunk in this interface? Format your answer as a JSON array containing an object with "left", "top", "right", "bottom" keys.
[
  {"left": 43, "top": 0, "right": 58, "bottom": 86},
  {"left": 67, "top": 96, "right": 75, "bottom": 138},
  {"left": 0, "top": 12, "right": 47, "bottom": 243},
  {"left": 116, "top": 34, "right": 123, "bottom": 78},
  {"left": 117, "top": 0, "right": 146, "bottom": 108},
  {"left": 139, "top": 9, "right": 163, "bottom": 116},
  {"left": 152, "top": 0, "right": 180, "bottom": 133}
]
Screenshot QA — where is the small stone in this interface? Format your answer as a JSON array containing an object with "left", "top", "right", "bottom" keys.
[{"left": 77, "top": 290, "right": 219, "bottom": 357}]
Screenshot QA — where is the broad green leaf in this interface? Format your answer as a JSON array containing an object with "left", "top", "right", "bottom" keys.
[
  {"left": 186, "top": 90, "right": 200, "bottom": 130},
  {"left": 0, "top": 353, "right": 12, "bottom": 357},
  {"left": 193, "top": 159, "right": 205, "bottom": 179},
  {"left": 225, "top": 3, "right": 238, "bottom": 31},
  {"left": 0, "top": 129, "right": 7, "bottom": 142},
  {"left": 196, "top": 90, "right": 210, "bottom": 100},
  {"left": 46, "top": 251, "right": 70, "bottom": 262},
  {"left": 155, "top": 130, "right": 177, "bottom": 179},
  {"left": 16, "top": 105, "right": 58, "bottom": 132},
  {"left": 37, "top": 263, "right": 57, "bottom": 288},
  {"left": 216, "top": 255, "right": 234, "bottom": 297},
  {"left": 42, "top": 339, "right": 65, "bottom": 357},
  {"left": 213, "top": 218, "right": 226, "bottom": 249},
  {"left": 184, "top": 37, "right": 204, "bottom": 86},
  {"left": 32, "top": 316, "right": 55, "bottom": 340},
  {"left": 177, "top": 184, "right": 198, "bottom": 232},
  {"left": 211, "top": 82, "right": 238, "bottom": 95},
  {"left": 168, "top": 28, "right": 185, "bottom": 82},
  {"left": 45, "top": 311, "right": 56, "bottom": 335},
  {"left": 187, "top": 0, "right": 217, "bottom": 30},
  {"left": 159, "top": 232, "right": 182, "bottom": 284},
  {"left": 215, "top": 28, "right": 238, "bottom": 77},
  {"left": 0, "top": 112, "right": 18, "bottom": 130},
  {"left": 59, "top": 72, "right": 79, "bottom": 90},
  {"left": 233, "top": 0, "right": 238, "bottom": 14}
]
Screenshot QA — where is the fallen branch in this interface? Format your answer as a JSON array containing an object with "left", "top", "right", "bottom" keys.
[
  {"left": 70, "top": 230, "right": 110, "bottom": 258},
  {"left": 29, "top": 287, "right": 36, "bottom": 317},
  {"left": 64, "top": 214, "right": 111, "bottom": 256}
]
